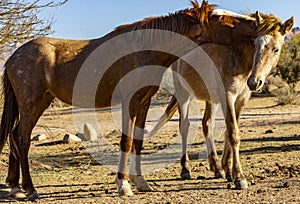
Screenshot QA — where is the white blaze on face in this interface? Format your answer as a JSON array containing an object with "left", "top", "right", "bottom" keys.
[
  {"left": 252, "top": 34, "right": 274, "bottom": 77},
  {"left": 255, "top": 34, "right": 272, "bottom": 52},
  {"left": 254, "top": 33, "right": 284, "bottom": 69}
]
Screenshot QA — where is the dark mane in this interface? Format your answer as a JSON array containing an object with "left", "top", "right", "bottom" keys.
[
  {"left": 114, "top": 0, "right": 215, "bottom": 34},
  {"left": 114, "top": 14, "right": 189, "bottom": 34}
]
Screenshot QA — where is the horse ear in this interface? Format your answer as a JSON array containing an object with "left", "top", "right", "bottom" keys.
[
  {"left": 255, "top": 11, "right": 263, "bottom": 26},
  {"left": 280, "top": 16, "right": 294, "bottom": 35},
  {"left": 190, "top": 0, "right": 200, "bottom": 9}
]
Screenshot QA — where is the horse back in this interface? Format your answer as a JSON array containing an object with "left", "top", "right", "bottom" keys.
[{"left": 4, "top": 37, "right": 93, "bottom": 106}]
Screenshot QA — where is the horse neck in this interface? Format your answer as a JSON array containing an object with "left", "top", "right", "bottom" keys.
[
  {"left": 88, "top": 13, "right": 201, "bottom": 67},
  {"left": 232, "top": 39, "right": 256, "bottom": 77},
  {"left": 202, "top": 17, "right": 257, "bottom": 45}
]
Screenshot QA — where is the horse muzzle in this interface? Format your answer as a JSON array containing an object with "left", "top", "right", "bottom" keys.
[{"left": 247, "top": 77, "right": 263, "bottom": 91}]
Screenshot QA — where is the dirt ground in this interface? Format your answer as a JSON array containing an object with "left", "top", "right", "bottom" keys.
[{"left": 0, "top": 96, "right": 299, "bottom": 203}]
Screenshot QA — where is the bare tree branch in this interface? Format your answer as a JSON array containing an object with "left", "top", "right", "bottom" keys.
[{"left": 0, "top": 0, "right": 68, "bottom": 59}]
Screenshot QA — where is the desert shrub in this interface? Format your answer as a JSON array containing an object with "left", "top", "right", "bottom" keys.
[
  {"left": 275, "top": 94, "right": 299, "bottom": 106},
  {"left": 276, "top": 34, "right": 300, "bottom": 87},
  {"left": 269, "top": 33, "right": 300, "bottom": 105}
]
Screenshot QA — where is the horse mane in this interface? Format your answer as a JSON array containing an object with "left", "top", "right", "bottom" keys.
[
  {"left": 114, "top": 0, "right": 216, "bottom": 34},
  {"left": 251, "top": 13, "right": 283, "bottom": 34},
  {"left": 212, "top": 10, "right": 283, "bottom": 35},
  {"left": 189, "top": 0, "right": 216, "bottom": 25},
  {"left": 212, "top": 9, "right": 255, "bottom": 28},
  {"left": 114, "top": 14, "right": 187, "bottom": 34},
  {"left": 216, "top": 15, "right": 242, "bottom": 28}
]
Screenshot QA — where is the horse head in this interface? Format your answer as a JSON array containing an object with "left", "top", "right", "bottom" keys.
[{"left": 247, "top": 12, "right": 294, "bottom": 91}]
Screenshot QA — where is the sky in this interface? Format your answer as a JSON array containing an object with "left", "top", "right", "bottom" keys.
[{"left": 40, "top": 0, "right": 299, "bottom": 40}]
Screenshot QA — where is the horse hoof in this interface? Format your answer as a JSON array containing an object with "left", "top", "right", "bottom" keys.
[
  {"left": 129, "top": 175, "right": 153, "bottom": 191},
  {"left": 226, "top": 172, "right": 233, "bottom": 182},
  {"left": 10, "top": 188, "right": 26, "bottom": 199},
  {"left": 215, "top": 170, "right": 226, "bottom": 179},
  {"left": 234, "top": 179, "right": 248, "bottom": 190},
  {"left": 27, "top": 191, "right": 39, "bottom": 201},
  {"left": 180, "top": 172, "right": 191, "bottom": 180},
  {"left": 115, "top": 178, "right": 133, "bottom": 196}
]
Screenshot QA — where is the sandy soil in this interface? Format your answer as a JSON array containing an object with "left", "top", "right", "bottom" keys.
[{"left": 0, "top": 96, "right": 299, "bottom": 203}]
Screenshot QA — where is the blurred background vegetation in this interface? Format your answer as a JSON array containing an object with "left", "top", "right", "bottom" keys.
[{"left": 264, "top": 32, "right": 300, "bottom": 105}]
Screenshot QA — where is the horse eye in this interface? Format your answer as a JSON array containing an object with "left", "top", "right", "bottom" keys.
[{"left": 273, "top": 48, "right": 279, "bottom": 53}]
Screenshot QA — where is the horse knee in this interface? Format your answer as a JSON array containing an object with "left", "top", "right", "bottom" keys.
[
  {"left": 229, "top": 136, "right": 240, "bottom": 148},
  {"left": 226, "top": 128, "right": 240, "bottom": 147},
  {"left": 120, "top": 135, "right": 133, "bottom": 153}
]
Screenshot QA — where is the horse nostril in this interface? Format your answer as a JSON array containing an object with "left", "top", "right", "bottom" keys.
[
  {"left": 247, "top": 78, "right": 263, "bottom": 91},
  {"left": 247, "top": 78, "right": 252, "bottom": 87},
  {"left": 247, "top": 78, "right": 256, "bottom": 90}
]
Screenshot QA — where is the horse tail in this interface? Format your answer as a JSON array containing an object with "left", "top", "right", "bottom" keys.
[
  {"left": 145, "top": 95, "right": 178, "bottom": 136},
  {"left": 0, "top": 68, "right": 19, "bottom": 153}
]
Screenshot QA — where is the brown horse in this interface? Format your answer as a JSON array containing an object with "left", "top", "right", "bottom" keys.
[
  {"left": 146, "top": 11, "right": 294, "bottom": 189},
  {"left": 0, "top": 0, "right": 253, "bottom": 200}
]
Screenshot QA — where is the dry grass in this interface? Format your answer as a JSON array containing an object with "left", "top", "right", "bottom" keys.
[
  {"left": 264, "top": 76, "right": 300, "bottom": 106},
  {"left": 275, "top": 90, "right": 300, "bottom": 106}
]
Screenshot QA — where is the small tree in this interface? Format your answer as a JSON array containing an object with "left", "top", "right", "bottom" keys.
[{"left": 0, "top": 0, "right": 68, "bottom": 55}]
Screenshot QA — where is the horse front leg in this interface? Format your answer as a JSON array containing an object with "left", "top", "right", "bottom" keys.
[
  {"left": 202, "top": 101, "right": 225, "bottom": 179},
  {"left": 222, "top": 90, "right": 251, "bottom": 183},
  {"left": 129, "top": 100, "right": 153, "bottom": 192},
  {"left": 221, "top": 131, "right": 233, "bottom": 182},
  {"left": 116, "top": 100, "right": 136, "bottom": 196},
  {"left": 224, "top": 94, "right": 248, "bottom": 189}
]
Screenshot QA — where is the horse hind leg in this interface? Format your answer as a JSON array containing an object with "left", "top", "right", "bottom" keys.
[
  {"left": 177, "top": 96, "right": 192, "bottom": 180},
  {"left": 202, "top": 102, "right": 225, "bottom": 179},
  {"left": 6, "top": 124, "right": 24, "bottom": 199},
  {"left": 13, "top": 93, "right": 54, "bottom": 201}
]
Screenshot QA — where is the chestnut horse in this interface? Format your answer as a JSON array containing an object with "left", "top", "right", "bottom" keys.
[
  {"left": 0, "top": 0, "right": 255, "bottom": 200},
  {"left": 146, "top": 11, "right": 294, "bottom": 189}
]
